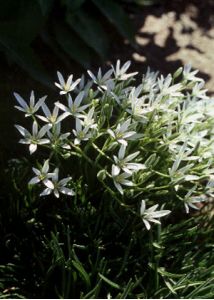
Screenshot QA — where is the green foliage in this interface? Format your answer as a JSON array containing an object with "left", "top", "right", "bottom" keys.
[
  {"left": 0, "top": 158, "right": 214, "bottom": 298},
  {"left": 0, "top": 0, "right": 135, "bottom": 85}
]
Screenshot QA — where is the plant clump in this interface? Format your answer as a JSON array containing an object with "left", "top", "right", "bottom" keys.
[{"left": 14, "top": 61, "right": 214, "bottom": 230}]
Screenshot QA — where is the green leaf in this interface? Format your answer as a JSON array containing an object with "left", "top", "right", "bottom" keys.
[
  {"left": 72, "top": 260, "right": 91, "bottom": 289},
  {"left": 54, "top": 23, "right": 91, "bottom": 68},
  {"left": 66, "top": 11, "right": 109, "bottom": 59},
  {"left": 164, "top": 279, "right": 177, "bottom": 295},
  {"left": 92, "top": 0, "right": 135, "bottom": 45},
  {"left": 99, "top": 273, "right": 121, "bottom": 290},
  {"left": 37, "top": 0, "right": 54, "bottom": 16},
  {"left": 0, "top": 33, "right": 51, "bottom": 87},
  {"left": 157, "top": 268, "right": 184, "bottom": 279},
  {"left": 61, "top": 0, "right": 86, "bottom": 11}
]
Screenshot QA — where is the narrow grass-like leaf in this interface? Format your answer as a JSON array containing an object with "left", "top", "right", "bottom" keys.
[
  {"left": 99, "top": 273, "right": 121, "bottom": 290},
  {"left": 54, "top": 23, "right": 91, "bottom": 68},
  {"left": 92, "top": 0, "right": 135, "bottom": 45},
  {"left": 66, "top": 11, "right": 109, "bottom": 59},
  {"left": 72, "top": 260, "right": 91, "bottom": 289}
]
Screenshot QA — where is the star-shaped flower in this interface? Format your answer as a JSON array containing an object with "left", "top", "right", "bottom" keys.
[
  {"left": 40, "top": 168, "right": 75, "bottom": 198},
  {"left": 140, "top": 200, "right": 171, "bottom": 230},
  {"left": 55, "top": 71, "right": 81, "bottom": 95},
  {"left": 15, "top": 121, "right": 50, "bottom": 154},
  {"left": 14, "top": 91, "right": 46, "bottom": 117},
  {"left": 111, "top": 164, "right": 133, "bottom": 195}
]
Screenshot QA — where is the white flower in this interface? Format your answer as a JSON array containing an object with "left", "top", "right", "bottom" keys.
[
  {"left": 87, "top": 68, "right": 113, "bottom": 91},
  {"left": 113, "top": 144, "right": 146, "bottom": 174},
  {"left": 29, "top": 159, "right": 54, "bottom": 189},
  {"left": 55, "top": 71, "right": 81, "bottom": 95},
  {"left": 74, "top": 74, "right": 93, "bottom": 95},
  {"left": 55, "top": 91, "right": 89, "bottom": 118},
  {"left": 15, "top": 121, "right": 51, "bottom": 154},
  {"left": 40, "top": 168, "right": 75, "bottom": 198},
  {"left": 140, "top": 200, "right": 171, "bottom": 230},
  {"left": 126, "top": 86, "right": 153, "bottom": 118},
  {"left": 112, "top": 60, "right": 138, "bottom": 81},
  {"left": 183, "top": 64, "right": 203, "bottom": 83},
  {"left": 111, "top": 164, "right": 134, "bottom": 195},
  {"left": 37, "top": 103, "right": 69, "bottom": 125},
  {"left": 183, "top": 187, "right": 205, "bottom": 213},
  {"left": 158, "top": 74, "right": 182, "bottom": 97},
  {"left": 73, "top": 118, "right": 93, "bottom": 145},
  {"left": 191, "top": 82, "right": 208, "bottom": 99},
  {"left": 81, "top": 107, "right": 97, "bottom": 128},
  {"left": 47, "top": 123, "right": 71, "bottom": 150},
  {"left": 142, "top": 67, "right": 158, "bottom": 92},
  {"left": 107, "top": 119, "right": 142, "bottom": 146},
  {"left": 14, "top": 91, "right": 46, "bottom": 117}
]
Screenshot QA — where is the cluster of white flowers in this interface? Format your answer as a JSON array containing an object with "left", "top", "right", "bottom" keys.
[{"left": 14, "top": 61, "right": 214, "bottom": 230}]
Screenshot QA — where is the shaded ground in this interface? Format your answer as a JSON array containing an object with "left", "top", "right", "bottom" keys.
[
  {"left": 111, "top": 0, "right": 214, "bottom": 93},
  {"left": 0, "top": 0, "right": 213, "bottom": 161}
]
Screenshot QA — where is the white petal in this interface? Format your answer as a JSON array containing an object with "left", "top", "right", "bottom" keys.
[
  {"left": 123, "top": 131, "right": 136, "bottom": 139},
  {"left": 60, "top": 90, "right": 68, "bottom": 95},
  {"left": 56, "top": 112, "right": 70, "bottom": 123},
  {"left": 57, "top": 71, "right": 65, "bottom": 86},
  {"left": 42, "top": 159, "right": 49, "bottom": 173},
  {"left": 55, "top": 102, "right": 68, "bottom": 112},
  {"left": 121, "top": 179, "right": 133, "bottom": 186},
  {"left": 143, "top": 219, "right": 151, "bottom": 230},
  {"left": 140, "top": 200, "right": 146, "bottom": 215},
  {"left": 59, "top": 177, "right": 72, "bottom": 186},
  {"left": 120, "top": 119, "right": 131, "bottom": 132},
  {"left": 15, "top": 125, "right": 29, "bottom": 137},
  {"left": 118, "top": 144, "right": 126, "bottom": 160},
  {"left": 30, "top": 90, "right": 35, "bottom": 107},
  {"left": 29, "top": 143, "right": 37, "bottom": 154},
  {"left": 29, "top": 176, "right": 40, "bottom": 184},
  {"left": 150, "top": 210, "right": 171, "bottom": 218},
  {"left": 38, "top": 124, "right": 51, "bottom": 138},
  {"left": 54, "top": 189, "right": 60, "bottom": 198},
  {"left": 75, "top": 118, "right": 82, "bottom": 132},
  {"left": 55, "top": 82, "right": 63, "bottom": 90},
  {"left": 125, "top": 151, "right": 140, "bottom": 162},
  {"left": 70, "top": 79, "right": 81, "bottom": 90},
  {"left": 14, "top": 92, "right": 28, "bottom": 109},
  {"left": 38, "top": 139, "right": 50, "bottom": 144},
  {"left": 107, "top": 129, "right": 115, "bottom": 138},
  {"left": 67, "top": 74, "right": 73, "bottom": 86},
  {"left": 19, "top": 139, "right": 30, "bottom": 144},
  {"left": 74, "top": 91, "right": 84, "bottom": 107},
  {"left": 14, "top": 106, "right": 27, "bottom": 113},
  {"left": 112, "top": 164, "right": 120, "bottom": 177},
  {"left": 121, "top": 60, "right": 131, "bottom": 73},
  {"left": 52, "top": 168, "right": 59, "bottom": 182},
  {"left": 114, "top": 181, "right": 123, "bottom": 195},
  {"left": 40, "top": 188, "right": 52, "bottom": 197},
  {"left": 118, "top": 139, "right": 128, "bottom": 146},
  {"left": 43, "top": 179, "right": 54, "bottom": 189},
  {"left": 147, "top": 204, "right": 159, "bottom": 213},
  {"left": 87, "top": 70, "right": 96, "bottom": 81},
  {"left": 34, "top": 96, "right": 47, "bottom": 112},
  {"left": 60, "top": 187, "right": 75, "bottom": 196},
  {"left": 76, "top": 104, "right": 90, "bottom": 113},
  {"left": 32, "top": 167, "right": 40, "bottom": 175}
]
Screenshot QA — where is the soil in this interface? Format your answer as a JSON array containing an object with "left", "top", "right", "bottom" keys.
[
  {"left": 111, "top": 0, "right": 214, "bottom": 94},
  {"left": 0, "top": 0, "right": 213, "bottom": 161}
]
